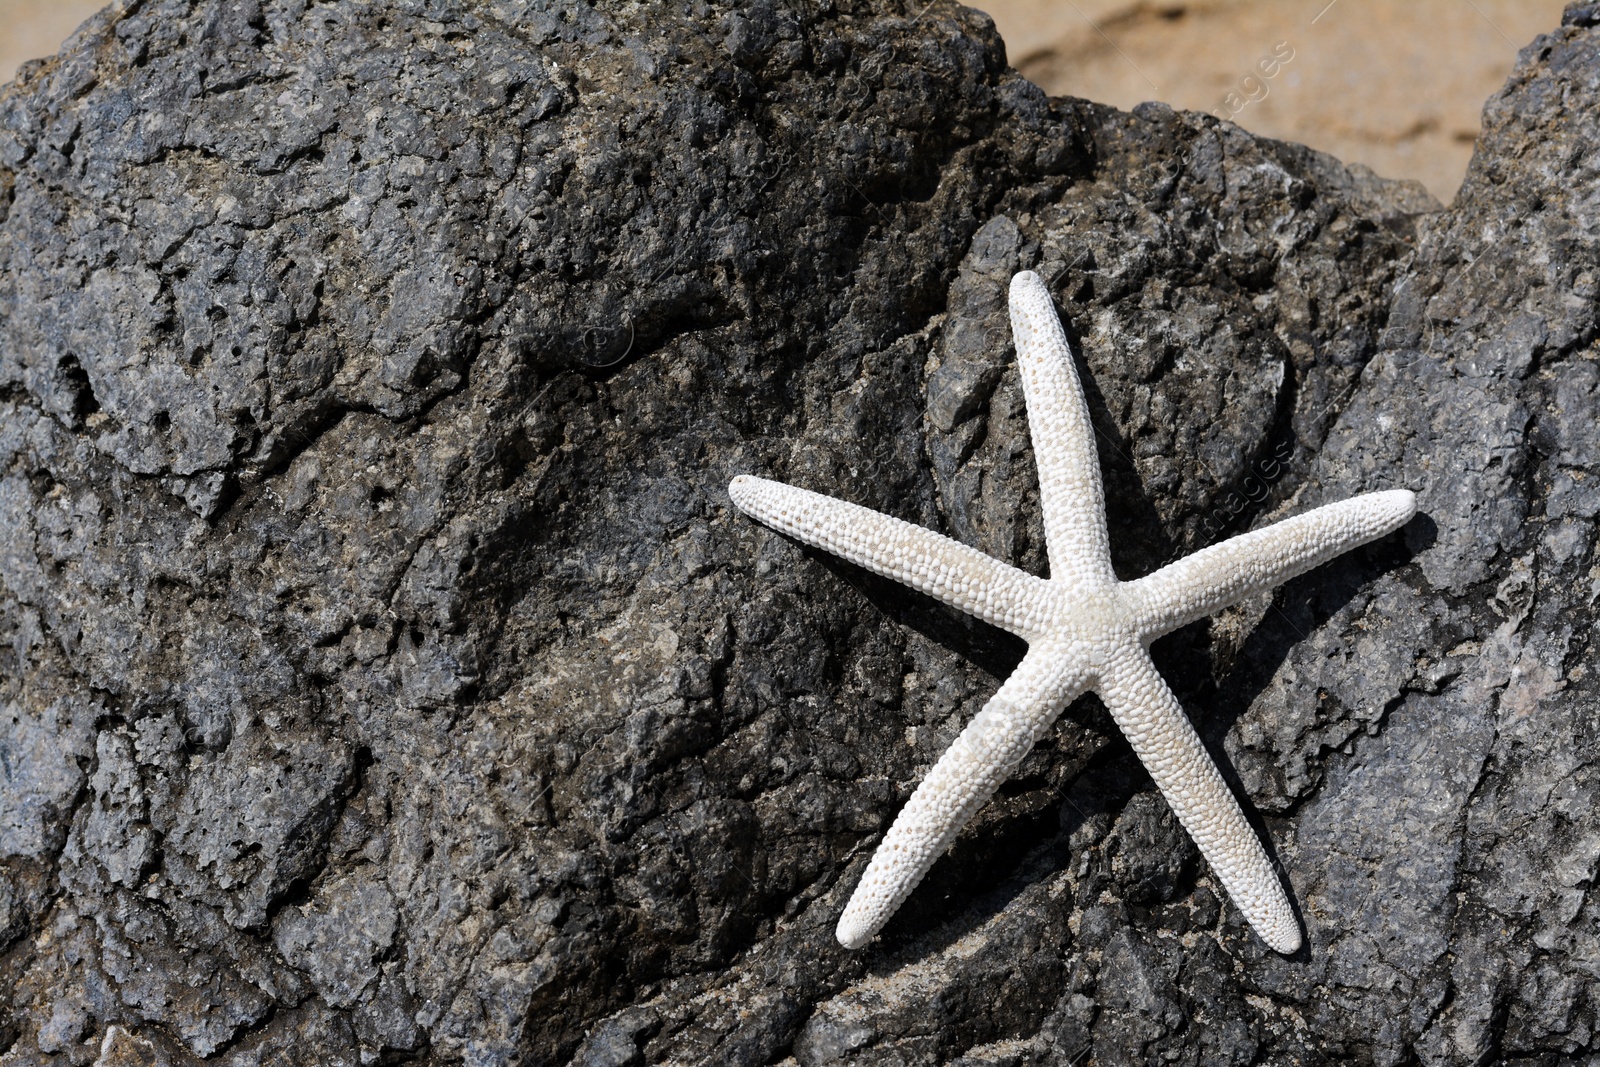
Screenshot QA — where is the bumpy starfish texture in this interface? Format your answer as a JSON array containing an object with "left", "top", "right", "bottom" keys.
[{"left": 729, "top": 271, "right": 1415, "bottom": 954}]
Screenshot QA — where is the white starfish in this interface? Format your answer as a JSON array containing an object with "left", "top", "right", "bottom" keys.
[{"left": 729, "top": 271, "right": 1415, "bottom": 954}]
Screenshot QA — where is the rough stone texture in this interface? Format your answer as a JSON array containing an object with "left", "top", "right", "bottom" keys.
[{"left": 0, "top": 1, "right": 1597, "bottom": 1065}]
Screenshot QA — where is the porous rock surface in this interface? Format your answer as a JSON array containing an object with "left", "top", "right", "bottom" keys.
[{"left": 0, "top": 1, "right": 1597, "bottom": 1064}]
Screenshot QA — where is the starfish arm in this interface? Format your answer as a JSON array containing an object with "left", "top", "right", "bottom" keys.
[
  {"left": 1099, "top": 652, "right": 1302, "bottom": 953},
  {"left": 1127, "top": 489, "right": 1417, "bottom": 641},
  {"left": 1008, "top": 271, "right": 1116, "bottom": 587},
  {"left": 729, "top": 474, "right": 1049, "bottom": 638},
  {"left": 835, "top": 646, "right": 1088, "bottom": 948}
]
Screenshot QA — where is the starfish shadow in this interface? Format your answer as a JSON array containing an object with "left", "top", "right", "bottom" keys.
[
  {"left": 805, "top": 498, "right": 1432, "bottom": 960},
  {"left": 802, "top": 550, "right": 1030, "bottom": 680},
  {"left": 797, "top": 543, "right": 1163, "bottom": 955},
  {"left": 1068, "top": 337, "right": 1183, "bottom": 580},
  {"left": 766, "top": 343, "right": 1431, "bottom": 961},
  {"left": 1149, "top": 510, "right": 1432, "bottom": 956},
  {"left": 1176, "top": 507, "right": 1438, "bottom": 776}
]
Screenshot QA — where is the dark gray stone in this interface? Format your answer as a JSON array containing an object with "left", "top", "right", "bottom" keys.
[{"left": 0, "top": 1, "right": 1598, "bottom": 1064}]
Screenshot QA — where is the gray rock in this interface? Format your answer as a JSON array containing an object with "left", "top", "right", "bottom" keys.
[{"left": 0, "top": 1, "right": 1598, "bottom": 1064}]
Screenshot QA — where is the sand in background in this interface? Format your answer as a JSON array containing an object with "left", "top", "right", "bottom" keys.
[
  {"left": 981, "top": 0, "right": 1571, "bottom": 201},
  {"left": 0, "top": 0, "right": 104, "bottom": 84}
]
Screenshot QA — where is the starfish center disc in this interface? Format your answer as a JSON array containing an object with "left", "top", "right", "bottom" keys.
[{"left": 1043, "top": 585, "right": 1132, "bottom": 648}]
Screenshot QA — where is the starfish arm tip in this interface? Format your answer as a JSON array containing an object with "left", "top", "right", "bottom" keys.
[
  {"left": 1382, "top": 487, "right": 1418, "bottom": 525},
  {"left": 1010, "top": 268, "right": 1044, "bottom": 295},
  {"left": 728, "top": 473, "right": 759, "bottom": 512},
  {"left": 1358, "top": 487, "right": 1418, "bottom": 541},
  {"left": 835, "top": 915, "right": 872, "bottom": 950},
  {"left": 1267, "top": 922, "right": 1304, "bottom": 954}
]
